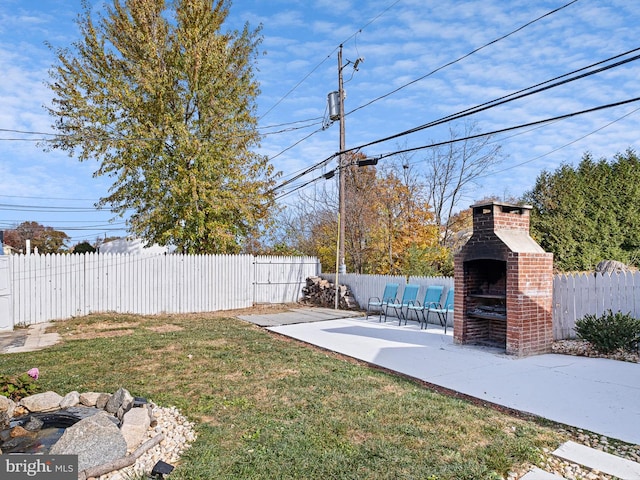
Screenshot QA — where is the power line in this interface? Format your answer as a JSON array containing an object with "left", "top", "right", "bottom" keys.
[
  {"left": 352, "top": 49, "right": 640, "bottom": 153},
  {"left": 0, "top": 203, "right": 107, "bottom": 212},
  {"left": 269, "top": 126, "right": 327, "bottom": 161},
  {"left": 273, "top": 96, "right": 640, "bottom": 200},
  {"left": 269, "top": 47, "right": 640, "bottom": 195},
  {"left": 257, "top": 0, "right": 401, "bottom": 122},
  {"left": 0, "top": 194, "right": 100, "bottom": 202},
  {"left": 258, "top": 117, "right": 324, "bottom": 131},
  {"left": 483, "top": 106, "right": 640, "bottom": 178},
  {"left": 347, "top": 0, "right": 580, "bottom": 117},
  {"left": 374, "top": 97, "right": 640, "bottom": 162}
]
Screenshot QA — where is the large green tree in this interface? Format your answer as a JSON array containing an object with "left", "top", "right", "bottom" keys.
[
  {"left": 523, "top": 149, "right": 640, "bottom": 271},
  {"left": 46, "top": 0, "right": 275, "bottom": 253}
]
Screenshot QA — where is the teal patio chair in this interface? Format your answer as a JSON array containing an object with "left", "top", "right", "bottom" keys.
[
  {"left": 385, "top": 284, "right": 420, "bottom": 325},
  {"left": 406, "top": 285, "right": 444, "bottom": 328},
  {"left": 366, "top": 283, "right": 399, "bottom": 321},
  {"left": 429, "top": 288, "right": 454, "bottom": 334}
]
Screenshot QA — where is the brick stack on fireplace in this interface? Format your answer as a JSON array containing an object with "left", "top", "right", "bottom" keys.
[{"left": 453, "top": 202, "right": 554, "bottom": 356}]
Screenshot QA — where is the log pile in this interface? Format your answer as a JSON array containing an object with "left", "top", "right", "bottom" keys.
[{"left": 301, "top": 276, "right": 360, "bottom": 310}]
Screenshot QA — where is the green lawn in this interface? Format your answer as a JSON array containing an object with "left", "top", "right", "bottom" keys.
[{"left": 0, "top": 312, "right": 567, "bottom": 479}]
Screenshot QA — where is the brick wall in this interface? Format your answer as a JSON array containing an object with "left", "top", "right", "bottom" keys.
[{"left": 505, "top": 252, "right": 554, "bottom": 356}]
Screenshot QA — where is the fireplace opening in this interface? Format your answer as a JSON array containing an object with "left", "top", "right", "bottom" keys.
[{"left": 463, "top": 259, "right": 507, "bottom": 349}]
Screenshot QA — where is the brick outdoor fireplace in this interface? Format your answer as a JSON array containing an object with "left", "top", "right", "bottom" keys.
[{"left": 453, "top": 202, "right": 554, "bottom": 356}]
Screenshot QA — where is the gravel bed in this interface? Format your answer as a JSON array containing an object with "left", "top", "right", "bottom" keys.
[
  {"left": 100, "top": 404, "right": 197, "bottom": 480},
  {"left": 552, "top": 339, "right": 639, "bottom": 363}
]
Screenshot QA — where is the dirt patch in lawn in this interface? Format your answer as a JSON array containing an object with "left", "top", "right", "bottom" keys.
[
  {"left": 68, "top": 328, "right": 136, "bottom": 340},
  {"left": 60, "top": 321, "right": 139, "bottom": 340},
  {"left": 146, "top": 324, "right": 184, "bottom": 333}
]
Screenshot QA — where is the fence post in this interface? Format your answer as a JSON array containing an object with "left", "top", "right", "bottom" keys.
[{"left": 0, "top": 255, "right": 13, "bottom": 330}]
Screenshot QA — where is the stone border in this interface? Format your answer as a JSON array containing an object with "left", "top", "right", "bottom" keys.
[{"left": 1, "top": 388, "right": 196, "bottom": 479}]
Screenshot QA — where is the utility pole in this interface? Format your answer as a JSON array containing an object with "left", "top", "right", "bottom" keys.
[
  {"left": 330, "top": 45, "right": 362, "bottom": 307},
  {"left": 337, "top": 44, "right": 346, "bottom": 275}
]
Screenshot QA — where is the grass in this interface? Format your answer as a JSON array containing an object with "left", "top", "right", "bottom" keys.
[{"left": 0, "top": 311, "right": 567, "bottom": 479}]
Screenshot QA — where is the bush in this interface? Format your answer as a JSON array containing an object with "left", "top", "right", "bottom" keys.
[
  {"left": 574, "top": 310, "right": 640, "bottom": 354},
  {"left": 0, "top": 372, "right": 38, "bottom": 401}
]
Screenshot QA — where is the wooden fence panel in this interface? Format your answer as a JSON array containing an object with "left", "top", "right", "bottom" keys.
[{"left": 551, "top": 271, "right": 640, "bottom": 339}]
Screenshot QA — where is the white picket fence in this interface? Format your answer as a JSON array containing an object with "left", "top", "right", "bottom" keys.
[
  {"left": 4, "top": 253, "right": 320, "bottom": 328},
  {"left": 321, "top": 272, "right": 455, "bottom": 314},
  {"left": 552, "top": 271, "right": 640, "bottom": 339}
]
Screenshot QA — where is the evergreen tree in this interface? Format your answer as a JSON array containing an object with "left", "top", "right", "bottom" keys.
[{"left": 523, "top": 149, "right": 640, "bottom": 271}]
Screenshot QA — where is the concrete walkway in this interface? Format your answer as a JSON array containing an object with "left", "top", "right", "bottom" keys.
[
  {"left": 0, "top": 323, "right": 60, "bottom": 354},
  {"left": 237, "top": 307, "right": 363, "bottom": 327},
  {"left": 267, "top": 315, "right": 640, "bottom": 446}
]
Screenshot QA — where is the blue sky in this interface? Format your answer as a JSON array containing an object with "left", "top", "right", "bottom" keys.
[{"left": 1, "top": 0, "right": 639, "bottom": 246}]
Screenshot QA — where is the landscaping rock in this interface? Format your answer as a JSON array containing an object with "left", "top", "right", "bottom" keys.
[
  {"left": 64, "top": 405, "right": 115, "bottom": 423},
  {"left": 60, "top": 391, "right": 80, "bottom": 408},
  {"left": 96, "top": 393, "right": 110, "bottom": 410},
  {"left": 79, "top": 392, "right": 101, "bottom": 407},
  {"left": 105, "top": 387, "right": 133, "bottom": 418},
  {"left": 120, "top": 407, "right": 151, "bottom": 451},
  {"left": 10, "top": 426, "right": 35, "bottom": 439},
  {"left": 595, "top": 260, "right": 631, "bottom": 273},
  {"left": 20, "top": 391, "right": 63, "bottom": 413},
  {"left": 0, "top": 397, "right": 15, "bottom": 429},
  {"left": 0, "top": 396, "right": 15, "bottom": 416},
  {"left": 22, "top": 416, "right": 44, "bottom": 432},
  {"left": 50, "top": 411, "right": 127, "bottom": 472}
]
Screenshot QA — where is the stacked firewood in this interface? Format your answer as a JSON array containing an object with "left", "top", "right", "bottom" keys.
[{"left": 301, "top": 276, "right": 360, "bottom": 310}]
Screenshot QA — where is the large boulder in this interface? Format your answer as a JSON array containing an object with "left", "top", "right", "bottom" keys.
[{"left": 50, "top": 412, "right": 127, "bottom": 472}]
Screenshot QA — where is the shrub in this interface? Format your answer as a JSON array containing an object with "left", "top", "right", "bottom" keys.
[
  {"left": 0, "top": 368, "right": 39, "bottom": 401},
  {"left": 574, "top": 310, "right": 640, "bottom": 354}
]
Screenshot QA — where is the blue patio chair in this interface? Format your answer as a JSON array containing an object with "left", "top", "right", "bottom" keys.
[
  {"left": 385, "top": 284, "right": 420, "bottom": 325},
  {"left": 429, "top": 288, "right": 454, "bottom": 334},
  {"left": 406, "top": 285, "right": 444, "bottom": 328},
  {"left": 366, "top": 283, "right": 399, "bottom": 321}
]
